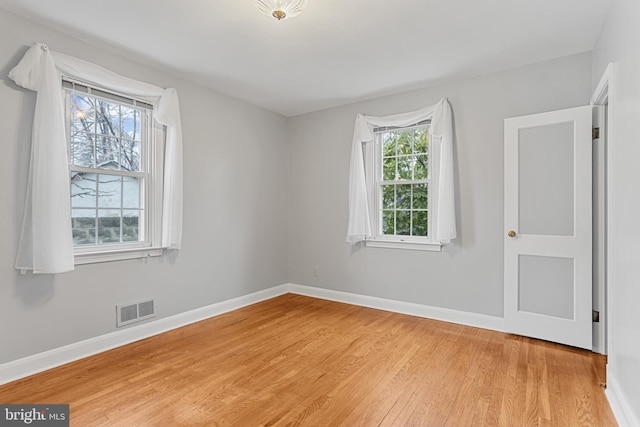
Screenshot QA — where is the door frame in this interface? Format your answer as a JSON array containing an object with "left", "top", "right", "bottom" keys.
[{"left": 590, "top": 63, "right": 614, "bottom": 355}]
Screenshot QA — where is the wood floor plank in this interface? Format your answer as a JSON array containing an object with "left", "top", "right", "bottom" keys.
[{"left": 0, "top": 294, "right": 617, "bottom": 426}]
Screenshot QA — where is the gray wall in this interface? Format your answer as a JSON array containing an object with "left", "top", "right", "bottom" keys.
[
  {"left": 287, "top": 52, "right": 593, "bottom": 317},
  {"left": 0, "top": 9, "right": 289, "bottom": 363},
  {"left": 592, "top": 0, "right": 640, "bottom": 420}
]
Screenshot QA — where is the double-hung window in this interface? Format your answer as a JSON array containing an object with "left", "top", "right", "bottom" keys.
[
  {"left": 366, "top": 120, "right": 441, "bottom": 251},
  {"left": 64, "top": 80, "right": 163, "bottom": 263},
  {"left": 347, "top": 99, "right": 455, "bottom": 249}
]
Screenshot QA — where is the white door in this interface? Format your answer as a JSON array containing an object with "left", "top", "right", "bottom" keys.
[{"left": 504, "top": 106, "right": 592, "bottom": 350}]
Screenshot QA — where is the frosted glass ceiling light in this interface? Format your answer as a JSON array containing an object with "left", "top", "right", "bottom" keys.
[{"left": 256, "top": 0, "right": 308, "bottom": 21}]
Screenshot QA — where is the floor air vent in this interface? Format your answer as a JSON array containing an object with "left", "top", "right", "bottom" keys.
[{"left": 116, "top": 299, "right": 156, "bottom": 327}]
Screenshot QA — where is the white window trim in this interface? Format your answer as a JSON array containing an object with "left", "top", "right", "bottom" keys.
[
  {"left": 75, "top": 247, "right": 163, "bottom": 265},
  {"left": 64, "top": 81, "right": 166, "bottom": 265},
  {"left": 365, "top": 240, "right": 442, "bottom": 251},
  {"left": 363, "top": 122, "right": 442, "bottom": 252}
]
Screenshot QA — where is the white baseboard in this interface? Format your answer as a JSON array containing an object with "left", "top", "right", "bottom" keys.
[
  {"left": 0, "top": 284, "right": 289, "bottom": 386},
  {"left": 287, "top": 283, "right": 505, "bottom": 332},
  {"left": 605, "top": 369, "right": 640, "bottom": 427}
]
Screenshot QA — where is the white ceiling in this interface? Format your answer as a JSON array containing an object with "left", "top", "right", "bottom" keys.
[{"left": 0, "top": 0, "right": 612, "bottom": 117}]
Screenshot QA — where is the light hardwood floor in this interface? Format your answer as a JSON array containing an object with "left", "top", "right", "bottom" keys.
[{"left": 0, "top": 294, "right": 616, "bottom": 426}]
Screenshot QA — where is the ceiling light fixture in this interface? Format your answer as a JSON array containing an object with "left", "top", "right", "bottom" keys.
[{"left": 256, "top": 0, "right": 308, "bottom": 21}]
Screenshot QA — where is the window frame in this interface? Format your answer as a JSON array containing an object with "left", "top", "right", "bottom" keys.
[
  {"left": 365, "top": 120, "right": 442, "bottom": 252},
  {"left": 63, "top": 79, "right": 165, "bottom": 265}
]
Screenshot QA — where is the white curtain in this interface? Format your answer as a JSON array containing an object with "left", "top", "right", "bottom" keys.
[
  {"left": 9, "top": 43, "right": 184, "bottom": 274},
  {"left": 346, "top": 98, "right": 456, "bottom": 244}
]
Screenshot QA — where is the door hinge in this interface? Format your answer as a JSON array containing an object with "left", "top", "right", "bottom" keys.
[
  {"left": 592, "top": 127, "right": 600, "bottom": 140},
  {"left": 592, "top": 310, "right": 600, "bottom": 323}
]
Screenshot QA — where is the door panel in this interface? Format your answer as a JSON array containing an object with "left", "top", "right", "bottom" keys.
[
  {"left": 518, "top": 122, "right": 575, "bottom": 236},
  {"left": 504, "top": 106, "right": 592, "bottom": 350},
  {"left": 518, "top": 255, "right": 574, "bottom": 320}
]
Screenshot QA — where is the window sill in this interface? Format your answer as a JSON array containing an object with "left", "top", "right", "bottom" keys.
[
  {"left": 365, "top": 239, "right": 442, "bottom": 252},
  {"left": 75, "top": 247, "right": 164, "bottom": 265}
]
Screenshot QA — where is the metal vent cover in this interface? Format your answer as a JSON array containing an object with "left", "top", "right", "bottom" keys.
[
  {"left": 138, "top": 300, "right": 154, "bottom": 318},
  {"left": 120, "top": 304, "right": 138, "bottom": 323},
  {"left": 116, "top": 298, "right": 156, "bottom": 327}
]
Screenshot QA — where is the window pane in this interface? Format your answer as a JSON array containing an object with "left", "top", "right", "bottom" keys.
[
  {"left": 95, "top": 100, "right": 120, "bottom": 138},
  {"left": 412, "top": 211, "right": 428, "bottom": 236},
  {"left": 382, "top": 185, "right": 394, "bottom": 209},
  {"left": 123, "top": 211, "right": 140, "bottom": 242},
  {"left": 396, "top": 184, "right": 411, "bottom": 209},
  {"left": 122, "top": 176, "right": 141, "bottom": 209},
  {"left": 71, "top": 172, "right": 97, "bottom": 208},
  {"left": 96, "top": 136, "right": 120, "bottom": 168},
  {"left": 71, "top": 135, "right": 95, "bottom": 168},
  {"left": 382, "top": 132, "right": 396, "bottom": 157},
  {"left": 98, "top": 175, "right": 122, "bottom": 208},
  {"left": 120, "top": 140, "right": 141, "bottom": 172},
  {"left": 398, "top": 156, "right": 412, "bottom": 180},
  {"left": 412, "top": 183, "right": 428, "bottom": 210},
  {"left": 72, "top": 208, "right": 96, "bottom": 245},
  {"left": 414, "top": 128, "right": 428, "bottom": 154},
  {"left": 414, "top": 154, "right": 428, "bottom": 179},
  {"left": 383, "top": 158, "right": 396, "bottom": 181},
  {"left": 397, "top": 130, "right": 412, "bottom": 155},
  {"left": 71, "top": 94, "right": 94, "bottom": 135},
  {"left": 396, "top": 211, "right": 411, "bottom": 235},
  {"left": 121, "top": 106, "right": 141, "bottom": 141},
  {"left": 382, "top": 210, "right": 395, "bottom": 235},
  {"left": 98, "top": 210, "right": 121, "bottom": 243}
]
